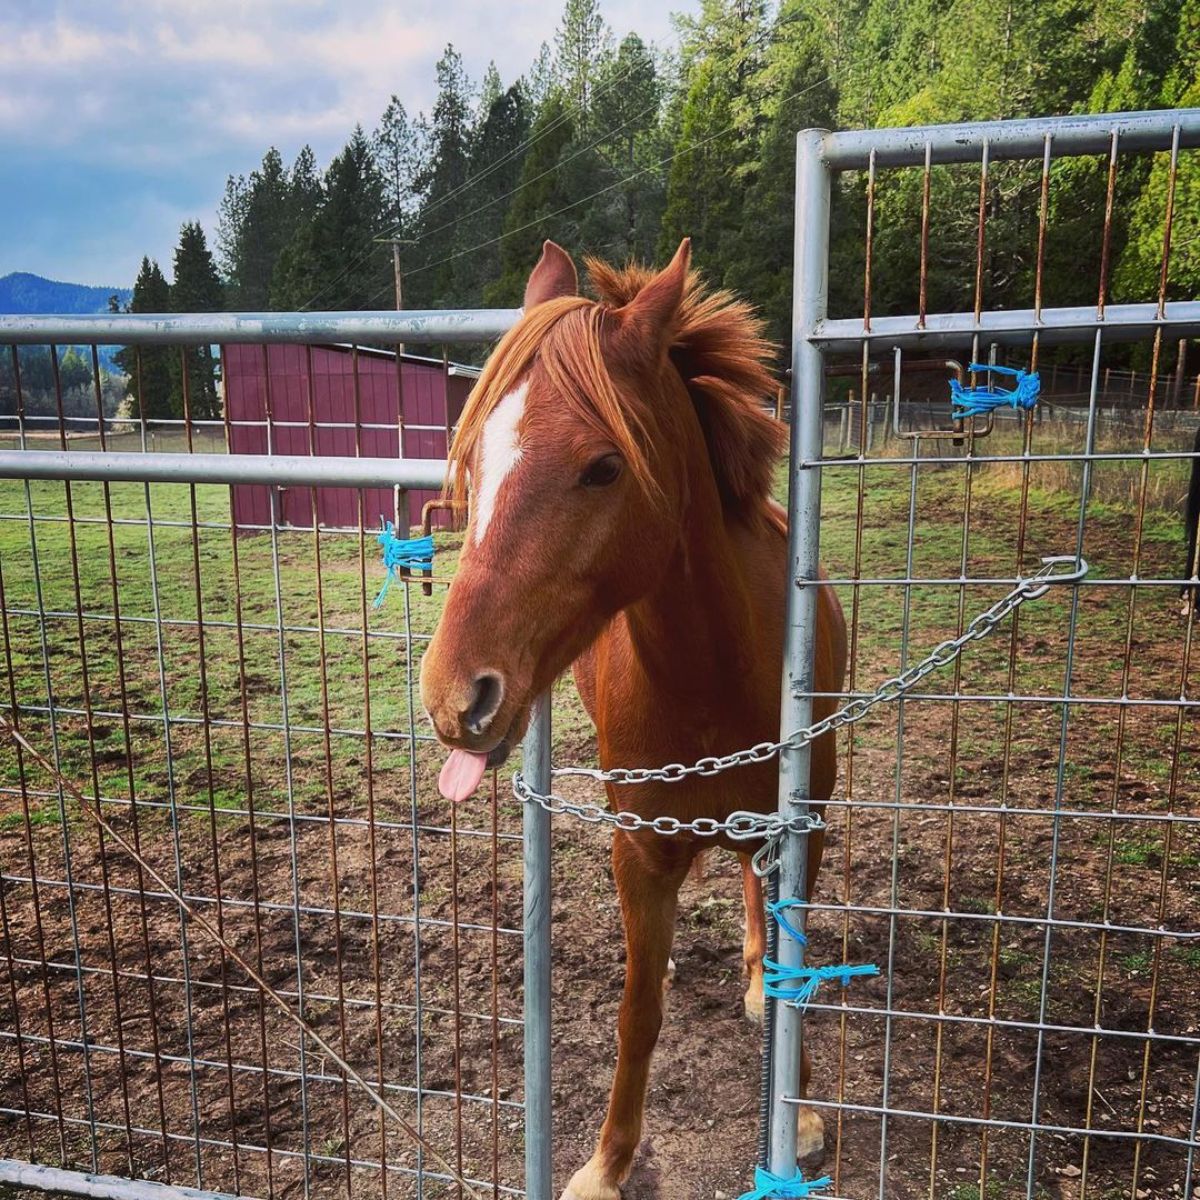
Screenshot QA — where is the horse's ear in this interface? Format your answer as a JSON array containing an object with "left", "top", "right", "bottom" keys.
[
  {"left": 612, "top": 238, "right": 690, "bottom": 359},
  {"left": 524, "top": 241, "right": 578, "bottom": 309}
]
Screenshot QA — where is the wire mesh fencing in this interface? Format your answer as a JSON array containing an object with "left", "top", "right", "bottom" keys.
[
  {"left": 772, "top": 110, "right": 1200, "bottom": 1200},
  {"left": 0, "top": 323, "right": 553, "bottom": 1200},
  {"left": 1, "top": 107, "right": 1199, "bottom": 1200}
]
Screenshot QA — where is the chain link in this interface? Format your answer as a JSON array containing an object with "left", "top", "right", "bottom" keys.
[{"left": 511, "top": 555, "right": 1086, "bottom": 857}]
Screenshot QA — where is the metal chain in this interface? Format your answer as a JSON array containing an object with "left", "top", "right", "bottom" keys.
[{"left": 511, "top": 555, "right": 1087, "bottom": 859}]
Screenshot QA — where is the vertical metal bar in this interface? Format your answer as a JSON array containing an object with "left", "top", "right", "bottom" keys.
[
  {"left": 305, "top": 346, "right": 358, "bottom": 1195},
  {"left": 450, "top": 689, "right": 466, "bottom": 1196},
  {"left": 1025, "top": 327, "right": 1102, "bottom": 1195},
  {"left": 926, "top": 362, "right": 977, "bottom": 1198},
  {"left": 399, "top": 575, "right": 426, "bottom": 1198},
  {"left": 1034, "top": 134, "right": 1052, "bottom": 321},
  {"left": 768, "top": 126, "right": 831, "bottom": 1179},
  {"left": 52, "top": 344, "right": 137, "bottom": 1174},
  {"left": 96, "top": 349, "right": 174, "bottom": 1179},
  {"left": 863, "top": 149, "right": 876, "bottom": 333},
  {"left": 877, "top": 430, "right": 921, "bottom": 1200},
  {"left": 0, "top": 846, "right": 35, "bottom": 1158},
  {"left": 918, "top": 142, "right": 931, "bottom": 328},
  {"left": 978, "top": 139, "right": 1047, "bottom": 1192},
  {"left": 1080, "top": 125, "right": 1179, "bottom": 1200},
  {"left": 522, "top": 695, "right": 553, "bottom": 1200},
  {"left": 259, "top": 345, "right": 315, "bottom": 1196},
  {"left": 140, "top": 350, "right": 204, "bottom": 1185},
  {"left": 20, "top": 345, "right": 100, "bottom": 1171},
  {"left": 490, "top": 770, "right": 501, "bottom": 1198},
  {"left": 353, "top": 445, "right": 391, "bottom": 1197},
  {"left": 1097, "top": 130, "right": 1120, "bottom": 319},
  {"left": 0, "top": 548, "right": 65, "bottom": 1165},
  {"left": 221, "top": 377, "right": 278, "bottom": 1200}
]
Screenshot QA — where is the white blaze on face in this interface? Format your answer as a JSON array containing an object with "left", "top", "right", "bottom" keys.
[{"left": 473, "top": 381, "right": 527, "bottom": 547}]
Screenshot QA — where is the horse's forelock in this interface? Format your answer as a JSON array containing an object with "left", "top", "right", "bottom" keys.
[{"left": 450, "top": 296, "right": 661, "bottom": 509}]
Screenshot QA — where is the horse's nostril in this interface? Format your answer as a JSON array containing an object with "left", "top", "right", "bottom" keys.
[{"left": 464, "top": 672, "right": 504, "bottom": 736}]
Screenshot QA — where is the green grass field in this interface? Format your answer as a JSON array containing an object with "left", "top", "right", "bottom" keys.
[{"left": 0, "top": 409, "right": 1194, "bottom": 840}]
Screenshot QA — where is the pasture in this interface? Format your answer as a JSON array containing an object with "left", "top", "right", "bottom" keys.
[{"left": 0, "top": 405, "right": 1197, "bottom": 1200}]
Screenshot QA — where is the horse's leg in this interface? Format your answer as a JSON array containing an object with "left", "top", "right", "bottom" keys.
[
  {"left": 561, "top": 832, "right": 689, "bottom": 1200},
  {"left": 740, "top": 852, "right": 767, "bottom": 1023}
]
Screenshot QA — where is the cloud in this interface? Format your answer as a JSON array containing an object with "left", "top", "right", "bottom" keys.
[{"left": 0, "top": 0, "right": 694, "bottom": 287}]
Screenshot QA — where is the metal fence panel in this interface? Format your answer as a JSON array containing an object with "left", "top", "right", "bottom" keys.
[
  {"left": 773, "top": 108, "right": 1200, "bottom": 1200},
  {"left": 0, "top": 321, "right": 559, "bottom": 1200}
]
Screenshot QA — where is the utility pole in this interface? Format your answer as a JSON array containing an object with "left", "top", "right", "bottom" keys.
[
  {"left": 376, "top": 234, "right": 416, "bottom": 355},
  {"left": 392, "top": 239, "right": 403, "bottom": 310}
]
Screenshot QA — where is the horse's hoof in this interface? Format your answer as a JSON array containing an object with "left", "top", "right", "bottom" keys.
[
  {"left": 561, "top": 1159, "right": 621, "bottom": 1200},
  {"left": 664, "top": 956, "right": 676, "bottom": 988},
  {"left": 743, "top": 982, "right": 764, "bottom": 1024},
  {"left": 796, "top": 1106, "right": 826, "bottom": 1167}
]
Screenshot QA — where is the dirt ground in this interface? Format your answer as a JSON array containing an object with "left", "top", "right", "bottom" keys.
[{"left": 1, "top": 419, "right": 1199, "bottom": 1200}]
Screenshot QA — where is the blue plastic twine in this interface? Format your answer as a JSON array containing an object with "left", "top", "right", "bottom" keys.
[
  {"left": 374, "top": 519, "right": 435, "bottom": 608},
  {"left": 737, "top": 1167, "right": 833, "bottom": 1200},
  {"left": 738, "top": 902, "right": 877, "bottom": 1197},
  {"left": 949, "top": 362, "right": 1041, "bottom": 419},
  {"left": 761, "top": 898, "right": 880, "bottom": 1008}
]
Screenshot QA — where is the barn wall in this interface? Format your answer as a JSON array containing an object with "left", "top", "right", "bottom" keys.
[{"left": 225, "top": 344, "right": 469, "bottom": 533}]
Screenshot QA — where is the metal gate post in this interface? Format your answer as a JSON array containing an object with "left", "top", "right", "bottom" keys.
[
  {"left": 768, "top": 127, "right": 832, "bottom": 1177},
  {"left": 523, "top": 695, "right": 554, "bottom": 1200}
]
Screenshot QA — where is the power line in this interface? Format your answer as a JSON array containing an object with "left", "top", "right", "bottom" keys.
[
  {"left": 375, "top": 72, "right": 836, "bottom": 300},
  {"left": 296, "top": 32, "right": 683, "bottom": 310}
]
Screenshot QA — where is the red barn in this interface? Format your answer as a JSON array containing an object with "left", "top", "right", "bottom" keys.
[{"left": 224, "top": 343, "right": 478, "bottom": 532}]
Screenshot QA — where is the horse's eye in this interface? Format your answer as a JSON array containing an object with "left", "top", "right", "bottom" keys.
[{"left": 579, "top": 453, "right": 623, "bottom": 488}]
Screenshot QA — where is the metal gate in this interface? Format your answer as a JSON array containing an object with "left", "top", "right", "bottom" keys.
[
  {"left": 0, "top": 309, "right": 556, "bottom": 1200},
  {"left": 766, "top": 108, "right": 1200, "bottom": 1199}
]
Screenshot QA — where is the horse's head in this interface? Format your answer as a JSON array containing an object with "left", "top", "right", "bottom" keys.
[{"left": 420, "top": 238, "right": 781, "bottom": 800}]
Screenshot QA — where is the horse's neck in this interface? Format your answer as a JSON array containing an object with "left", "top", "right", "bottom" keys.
[{"left": 619, "top": 495, "right": 758, "bottom": 708}]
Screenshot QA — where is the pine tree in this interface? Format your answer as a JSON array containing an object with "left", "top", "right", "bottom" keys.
[
  {"left": 116, "top": 258, "right": 174, "bottom": 421},
  {"left": 487, "top": 93, "right": 578, "bottom": 304},
  {"left": 585, "top": 34, "right": 665, "bottom": 260},
  {"left": 223, "top": 148, "right": 291, "bottom": 308},
  {"left": 170, "top": 222, "right": 224, "bottom": 419},
  {"left": 554, "top": 0, "right": 612, "bottom": 117},
  {"left": 413, "top": 45, "right": 476, "bottom": 306},
  {"left": 659, "top": 0, "right": 769, "bottom": 286},
  {"left": 272, "top": 127, "right": 389, "bottom": 309},
  {"left": 526, "top": 41, "right": 557, "bottom": 107},
  {"left": 218, "top": 146, "right": 325, "bottom": 310},
  {"left": 456, "top": 82, "right": 532, "bottom": 301},
  {"left": 373, "top": 96, "right": 425, "bottom": 233},
  {"left": 727, "top": 11, "right": 838, "bottom": 347}
]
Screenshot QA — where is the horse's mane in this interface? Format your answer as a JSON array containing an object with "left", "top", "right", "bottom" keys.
[{"left": 450, "top": 258, "right": 785, "bottom": 528}]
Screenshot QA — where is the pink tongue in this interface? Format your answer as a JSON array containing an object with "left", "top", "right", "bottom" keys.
[{"left": 438, "top": 748, "right": 490, "bottom": 802}]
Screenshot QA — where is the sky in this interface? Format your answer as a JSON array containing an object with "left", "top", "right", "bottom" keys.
[{"left": 0, "top": 0, "right": 697, "bottom": 290}]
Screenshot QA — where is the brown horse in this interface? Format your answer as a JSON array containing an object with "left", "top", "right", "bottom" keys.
[{"left": 420, "top": 240, "right": 847, "bottom": 1200}]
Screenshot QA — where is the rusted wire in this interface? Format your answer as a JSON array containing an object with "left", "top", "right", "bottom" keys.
[{"left": 0, "top": 711, "right": 487, "bottom": 1200}]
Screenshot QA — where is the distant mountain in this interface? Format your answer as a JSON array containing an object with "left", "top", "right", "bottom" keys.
[
  {"left": 1, "top": 273, "right": 132, "bottom": 373},
  {"left": 0, "top": 272, "right": 130, "bottom": 315}
]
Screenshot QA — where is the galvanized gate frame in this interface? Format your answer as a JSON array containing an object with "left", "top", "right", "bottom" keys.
[{"left": 769, "top": 107, "right": 1200, "bottom": 1189}]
